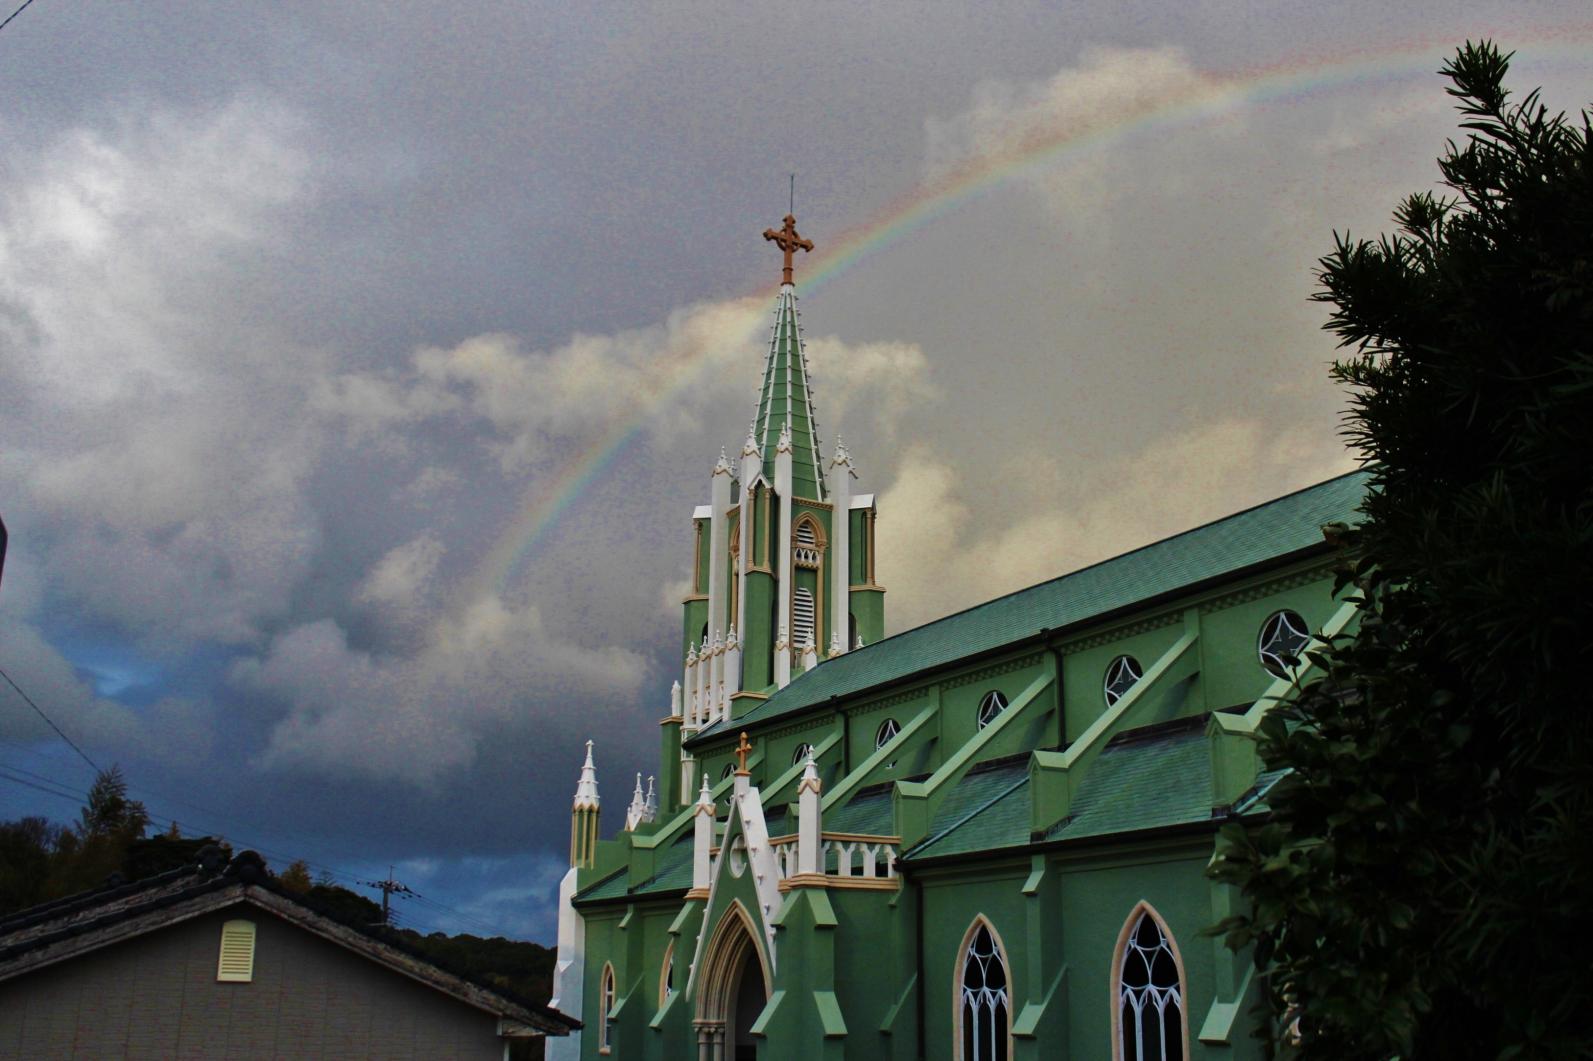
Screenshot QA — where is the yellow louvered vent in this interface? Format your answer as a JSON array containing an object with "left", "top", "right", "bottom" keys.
[{"left": 216, "top": 919, "right": 256, "bottom": 983}]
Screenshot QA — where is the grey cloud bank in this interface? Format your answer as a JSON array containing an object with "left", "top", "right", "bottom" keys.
[{"left": 1, "top": 1, "right": 1589, "bottom": 939}]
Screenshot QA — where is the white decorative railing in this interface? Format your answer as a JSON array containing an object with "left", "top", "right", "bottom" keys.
[{"left": 768, "top": 832, "right": 900, "bottom": 889}]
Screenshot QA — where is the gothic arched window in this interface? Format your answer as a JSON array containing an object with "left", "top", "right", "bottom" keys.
[
  {"left": 1115, "top": 905, "right": 1186, "bottom": 1061},
  {"left": 976, "top": 690, "right": 1009, "bottom": 730},
  {"left": 1104, "top": 655, "right": 1144, "bottom": 707},
  {"left": 599, "top": 962, "right": 616, "bottom": 1053},
  {"left": 1258, "top": 609, "right": 1311, "bottom": 677},
  {"left": 792, "top": 742, "right": 815, "bottom": 766},
  {"left": 659, "top": 942, "right": 675, "bottom": 1008},
  {"left": 957, "top": 919, "right": 1011, "bottom": 1061},
  {"left": 793, "top": 516, "right": 824, "bottom": 569}
]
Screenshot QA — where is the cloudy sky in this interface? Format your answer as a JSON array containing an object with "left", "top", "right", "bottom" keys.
[{"left": 1, "top": 1, "right": 1589, "bottom": 940}]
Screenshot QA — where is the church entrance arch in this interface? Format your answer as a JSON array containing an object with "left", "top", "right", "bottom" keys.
[{"left": 694, "top": 900, "right": 771, "bottom": 1061}]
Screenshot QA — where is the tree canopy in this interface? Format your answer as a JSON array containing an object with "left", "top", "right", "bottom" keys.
[{"left": 1210, "top": 42, "right": 1592, "bottom": 1060}]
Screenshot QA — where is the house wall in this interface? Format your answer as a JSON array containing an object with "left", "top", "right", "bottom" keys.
[{"left": 0, "top": 903, "right": 508, "bottom": 1060}]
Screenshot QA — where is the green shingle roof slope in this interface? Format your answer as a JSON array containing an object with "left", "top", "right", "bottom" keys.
[
  {"left": 905, "top": 719, "right": 1216, "bottom": 861},
  {"left": 824, "top": 785, "right": 895, "bottom": 836},
  {"left": 1046, "top": 719, "right": 1211, "bottom": 843},
  {"left": 905, "top": 760, "right": 1031, "bottom": 860},
  {"left": 697, "top": 469, "right": 1368, "bottom": 741},
  {"left": 574, "top": 836, "right": 696, "bottom": 904}
]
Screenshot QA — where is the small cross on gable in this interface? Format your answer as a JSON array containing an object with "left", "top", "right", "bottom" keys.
[{"left": 734, "top": 731, "right": 753, "bottom": 775}]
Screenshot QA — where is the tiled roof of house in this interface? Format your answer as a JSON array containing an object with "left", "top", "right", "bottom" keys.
[
  {"left": 0, "top": 851, "right": 579, "bottom": 1034},
  {"left": 690, "top": 469, "right": 1368, "bottom": 744}
]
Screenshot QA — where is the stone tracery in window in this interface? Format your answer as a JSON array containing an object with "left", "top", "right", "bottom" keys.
[
  {"left": 1258, "top": 609, "right": 1311, "bottom": 677},
  {"left": 1104, "top": 655, "right": 1144, "bottom": 707},
  {"left": 959, "top": 920, "right": 1010, "bottom": 1061},
  {"left": 1118, "top": 908, "right": 1184, "bottom": 1061},
  {"left": 976, "top": 690, "right": 1009, "bottom": 730}
]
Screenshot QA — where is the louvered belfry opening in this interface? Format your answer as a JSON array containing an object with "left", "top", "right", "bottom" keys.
[
  {"left": 793, "top": 587, "right": 816, "bottom": 651},
  {"left": 216, "top": 919, "right": 257, "bottom": 983}
]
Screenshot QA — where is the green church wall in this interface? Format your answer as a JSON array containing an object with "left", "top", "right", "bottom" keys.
[
  {"left": 1198, "top": 569, "right": 1335, "bottom": 710},
  {"left": 918, "top": 862, "right": 1031, "bottom": 1061},
  {"left": 848, "top": 586, "right": 884, "bottom": 649},
  {"left": 933, "top": 654, "right": 1054, "bottom": 768},
  {"left": 682, "top": 596, "right": 708, "bottom": 664},
  {"left": 848, "top": 509, "right": 866, "bottom": 585},
  {"left": 580, "top": 448, "right": 1359, "bottom": 1058},
  {"left": 1060, "top": 620, "right": 1190, "bottom": 743},
  {"left": 741, "top": 572, "right": 775, "bottom": 692}
]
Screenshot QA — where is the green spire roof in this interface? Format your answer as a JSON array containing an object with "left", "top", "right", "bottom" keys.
[{"left": 753, "top": 287, "right": 826, "bottom": 500}]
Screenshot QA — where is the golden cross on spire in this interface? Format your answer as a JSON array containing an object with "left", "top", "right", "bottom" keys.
[
  {"left": 734, "top": 731, "right": 753, "bottom": 774},
  {"left": 762, "top": 214, "right": 814, "bottom": 286}
]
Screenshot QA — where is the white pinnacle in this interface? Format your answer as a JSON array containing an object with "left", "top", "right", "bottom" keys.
[{"left": 573, "top": 740, "right": 600, "bottom": 810}]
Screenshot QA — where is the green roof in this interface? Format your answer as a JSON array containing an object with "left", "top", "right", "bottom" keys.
[
  {"left": 753, "top": 288, "right": 826, "bottom": 499},
  {"left": 573, "top": 836, "right": 695, "bottom": 905},
  {"left": 1046, "top": 718, "right": 1211, "bottom": 843},
  {"left": 905, "top": 759, "right": 1031, "bottom": 860},
  {"left": 693, "top": 469, "right": 1368, "bottom": 743},
  {"left": 824, "top": 785, "right": 895, "bottom": 835},
  {"left": 904, "top": 718, "right": 1217, "bottom": 862}
]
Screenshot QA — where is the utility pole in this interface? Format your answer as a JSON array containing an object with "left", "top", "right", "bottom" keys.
[{"left": 359, "top": 866, "right": 413, "bottom": 926}]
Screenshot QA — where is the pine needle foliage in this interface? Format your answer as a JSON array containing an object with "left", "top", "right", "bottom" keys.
[{"left": 1208, "top": 42, "right": 1593, "bottom": 1060}]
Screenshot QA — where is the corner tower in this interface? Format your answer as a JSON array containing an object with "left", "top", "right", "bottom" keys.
[{"left": 668, "top": 213, "right": 884, "bottom": 794}]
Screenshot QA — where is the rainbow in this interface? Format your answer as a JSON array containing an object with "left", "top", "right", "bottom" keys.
[{"left": 464, "top": 25, "right": 1593, "bottom": 605}]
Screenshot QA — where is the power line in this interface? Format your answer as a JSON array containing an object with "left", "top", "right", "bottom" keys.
[
  {"left": 0, "top": 0, "right": 39, "bottom": 36},
  {"left": 0, "top": 665, "right": 100, "bottom": 774}
]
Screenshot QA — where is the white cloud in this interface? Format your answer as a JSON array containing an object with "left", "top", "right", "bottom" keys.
[
  {"left": 322, "top": 297, "right": 937, "bottom": 478},
  {"left": 876, "top": 418, "right": 1354, "bottom": 631},
  {"left": 804, "top": 336, "right": 938, "bottom": 445},
  {"left": 238, "top": 593, "right": 648, "bottom": 783},
  {"left": 0, "top": 96, "right": 325, "bottom": 648},
  {"left": 358, "top": 534, "right": 445, "bottom": 612},
  {"left": 924, "top": 46, "right": 1229, "bottom": 216}
]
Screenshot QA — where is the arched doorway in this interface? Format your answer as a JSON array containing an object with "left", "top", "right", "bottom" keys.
[{"left": 695, "top": 901, "right": 771, "bottom": 1061}]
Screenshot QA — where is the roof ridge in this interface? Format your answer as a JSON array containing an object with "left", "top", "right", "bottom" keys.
[{"left": 845, "top": 467, "right": 1369, "bottom": 659}]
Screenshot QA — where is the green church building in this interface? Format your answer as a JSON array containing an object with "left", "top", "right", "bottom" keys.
[{"left": 547, "top": 214, "right": 1362, "bottom": 1061}]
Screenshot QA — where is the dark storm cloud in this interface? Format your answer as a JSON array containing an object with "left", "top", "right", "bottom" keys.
[{"left": 1, "top": 0, "right": 1588, "bottom": 939}]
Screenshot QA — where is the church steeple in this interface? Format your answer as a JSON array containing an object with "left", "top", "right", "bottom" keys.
[
  {"left": 672, "top": 210, "right": 884, "bottom": 742},
  {"left": 753, "top": 216, "right": 826, "bottom": 502}
]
